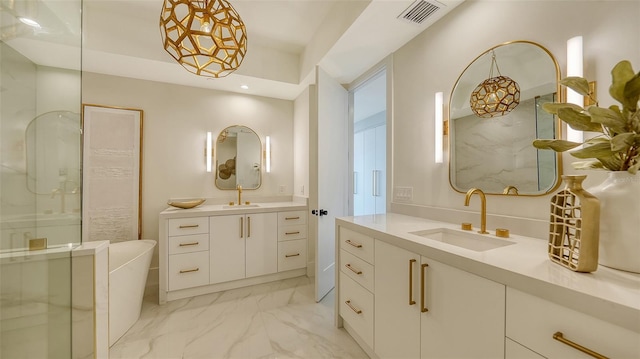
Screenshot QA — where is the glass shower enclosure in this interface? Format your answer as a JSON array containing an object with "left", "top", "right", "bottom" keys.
[{"left": 1, "top": 0, "right": 82, "bottom": 357}]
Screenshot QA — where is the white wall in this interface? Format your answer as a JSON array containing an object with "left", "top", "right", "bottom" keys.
[
  {"left": 82, "top": 72, "right": 294, "bottom": 271},
  {"left": 390, "top": 1, "right": 640, "bottom": 238}
]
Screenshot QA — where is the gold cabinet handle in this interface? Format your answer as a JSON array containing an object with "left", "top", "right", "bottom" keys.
[
  {"left": 345, "top": 263, "right": 362, "bottom": 275},
  {"left": 285, "top": 216, "right": 300, "bottom": 220},
  {"left": 240, "top": 217, "right": 243, "bottom": 238},
  {"left": 179, "top": 224, "right": 199, "bottom": 229},
  {"left": 179, "top": 268, "right": 199, "bottom": 274},
  {"left": 285, "top": 231, "right": 300, "bottom": 235},
  {"left": 248, "top": 216, "right": 251, "bottom": 238},
  {"left": 179, "top": 242, "right": 199, "bottom": 247},
  {"left": 553, "top": 332, "right": 608, "bottom": 359},
  {"left": 420, "top": 263, "right": 429, "bottom": 313},
  {"left": 285, "top": 253, "right": 300, "bottom": 258},
  {"left": 409, "top": 259, "right": 416, "bottom": 305},
  {"left": 345, "top": 300, "right": 362, "bottom": 314},
  {"left": 345, "top": 239, "right": 363, "bottom": 248}
]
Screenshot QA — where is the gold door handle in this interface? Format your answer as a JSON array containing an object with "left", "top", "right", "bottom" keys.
[
  {"left": 285, "top": 216, "right": 300, "bottom": 220},
  {"left": 345, "top": 300, "right": 362, "bottom": 314},
  {"left": 179, "top": 268, "right": 199, "bottom": 274},
  {"left": 409, "top": 259, "right": 416, "bottom": 305},
  {"left": 247, "top": 216, "right": 251, "bottom": 238},
  {"left": 179, "top": 224, "right": 199, "bottom": 229},
  {"left": 345, "top": 263, "right": 363, "bottom": 275},
  {"left": 420, "top": 263, "right": 429, "bottom": 313},
  {"left": 285, "top": 231, "right": 300, "bottom": 235},
  {"left": 553, "top": 332, "right": 608, "bottom": 359},
  {"left": 285, "top": 253, "right": 300, "bottom": 258},
  {"left": 179, "top": 242, "right": 199, "bottom": 247},
  {"left": 240, "top": 217, "right": 243, "bottom": 238},
  {"left": 345, "top": 240, "right": 363, "bottom": 248}
]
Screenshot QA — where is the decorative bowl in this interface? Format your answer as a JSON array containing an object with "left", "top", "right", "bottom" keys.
[{"left": 167, "top": 198, "right": 206, "bottom": 209}]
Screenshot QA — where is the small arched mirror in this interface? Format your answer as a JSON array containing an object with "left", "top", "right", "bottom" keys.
[
  {"left": 449, "top": 40, "right": 562, "bottom": 196},
  {"left": 215, "top": 125, "right": 262, "bottom": 190}
]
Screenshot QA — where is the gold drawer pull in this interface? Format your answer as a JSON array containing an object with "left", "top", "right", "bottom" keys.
[
  {"left": 345, "top": 263, "right": 362, "bottom": 275},
  {"left": 179, "top": 224, "right": 199, "bottom": 229},
  {"left": 409, "top": 259, "right": 416, "bottom": 305},
  {"left": 179, "top": 242, "right": 199, "bottom": 247},
  {"left": 345, "top": 300, "right": 362, "bottom": 314},
  {"left": 553, "top": 332, "right": 608, "bottom": 359},
  {"left": 420, "top": 263, "right": 429, "bottom": 313},
  {"left": 285, "top": 216, "right": 300, "bottom": 220},
  {"left": 285, "top": 253, "right": 300, "bottom": 258},
  {"left": 179, "top": 268, "right": 199, "bottom": 274},
  {"left": 285, "top": 231, "right": 300, "bottom": 235},
  {"left": 345, "top": 239, "right": 363, "bottom": 248}
]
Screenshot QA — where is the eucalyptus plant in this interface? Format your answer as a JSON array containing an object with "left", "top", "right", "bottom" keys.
[{"left": 533, "top": 60, "right": 640, "bottom": 174}]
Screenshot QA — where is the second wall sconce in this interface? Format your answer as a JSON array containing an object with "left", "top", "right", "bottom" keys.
[
  {"left": 566, "top": 35, "right": 584, "bottom": 143},
  {"left": 265, "top": 135, "right": 271, "bottom": 173},
  {"left": 206, "top": 131, "right": 213, "bottom": 172},
  {"left": 435, "top": 92, "right": 444, "bottom": 164}
]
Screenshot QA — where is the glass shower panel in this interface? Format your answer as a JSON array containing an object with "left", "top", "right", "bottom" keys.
[{"left": 1, "top": 0, "right": 82, "bottom": 357}]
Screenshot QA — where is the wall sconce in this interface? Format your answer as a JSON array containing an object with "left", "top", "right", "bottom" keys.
[
  {"left": 206, "top": 131, "right": 213, "bottom": 172},
  {"left": 566, "top": 35, "right": 584, "bottom": 143},
  {"left": 435, "top": 92, "right": 444, "bottom": 163},
  {"left": 265, "top": 136, "right": 271, "bottom": 173}
]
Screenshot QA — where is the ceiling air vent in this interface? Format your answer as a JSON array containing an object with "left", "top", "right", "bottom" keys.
[{"left": 398, "top": 0, "right": 441, "bottom": 25}]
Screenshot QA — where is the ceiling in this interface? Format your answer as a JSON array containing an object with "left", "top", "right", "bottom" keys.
[{"left": 2, "top": 0, "right": 464, "bottom": 100}]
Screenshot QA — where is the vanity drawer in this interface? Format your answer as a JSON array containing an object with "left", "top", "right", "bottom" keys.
[
  {"left": 340, "top": 227, "right": 374, "bottom": 264},
  {"left": 168, "top": 251, "right": 209, "bottom": 291},
  {"left": 506, "top": 287, "right": 640, "bottom": 358},
  {"left": 278, "top": 239, "right": 307, "bottom": 272},
  {"left": 339, "top": 272, "right": 373, "bottom": 349},
  {"left": 168, "top": 233, "right": 209, "bottom": 255},
  {"left": 168, "top": 217, "right": 209, "bottom": 236},
  {"left": 278, "top": 211, "right": 307, "bottom": 226},
  {"left": 278, "top": 224, "right": 307, "bottom": 241},
  {"left": 340, "top": 249, "right": 374, "bottom": 292}
]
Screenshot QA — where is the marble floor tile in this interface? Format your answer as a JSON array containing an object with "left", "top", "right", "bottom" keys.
[{"left": 110, "top": 276, "right": 369, "bottom": 359}]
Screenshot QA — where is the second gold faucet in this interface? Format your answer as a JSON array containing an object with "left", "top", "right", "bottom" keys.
[{"left": 464, "top": 188, "right": 489, "bottom": 234}]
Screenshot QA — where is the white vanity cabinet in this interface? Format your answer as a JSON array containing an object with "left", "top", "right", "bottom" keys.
[
  {"left": 159, "top": 203, "right": 308, "bottom": 304},
  {"left": 506, "top": 287, "right": 640, "bottom": 359},
  {"left": 210, "top": 212, "right": 277, "bottom": 283},
  {"left": 373, "top": 239, "right": 505, "bottom": 359}
]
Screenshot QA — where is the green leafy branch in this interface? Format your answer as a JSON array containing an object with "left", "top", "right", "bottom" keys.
[{"left": 533, "top": 60, "right": 640, "bottom": 174}]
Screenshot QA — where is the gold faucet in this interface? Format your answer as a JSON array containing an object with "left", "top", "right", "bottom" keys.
[
  {"left": 237, "top": 184, "right": 242, "bottom": 205},
  {"left": 503, "top": 185, "right": 519, "bottom": 195},
  {"left": 464, "top": 188, "right": 489, "bottom": 234}
]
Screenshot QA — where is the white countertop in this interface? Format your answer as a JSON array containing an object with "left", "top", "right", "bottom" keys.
[
  {"left": 160, "top": 201, "right": 307, "bottom": 219},
  {"left": 337, "top": 213, "right": 640, "bottom": 333}
]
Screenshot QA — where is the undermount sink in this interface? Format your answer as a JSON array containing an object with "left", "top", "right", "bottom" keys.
[
  {"left": 409, "top": 228, "right": 515, "bottom": 252},
  {"left": 222, "top": 204, "right": 260, "bottom": 209}
]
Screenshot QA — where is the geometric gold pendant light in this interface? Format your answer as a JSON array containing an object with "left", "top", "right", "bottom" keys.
[
  {"left": 160, "top": 0, "right": 248, "bottom": 78},
  {"left": 470, "top": 50, "right": 520, "bottom": 118}
]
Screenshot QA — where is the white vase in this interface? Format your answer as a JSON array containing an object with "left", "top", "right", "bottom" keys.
[{"left": 588, "top": 171, "right": 640, "bottom": 273}]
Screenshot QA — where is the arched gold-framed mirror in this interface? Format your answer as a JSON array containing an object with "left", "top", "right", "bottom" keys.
[
  {"left": 215, "top": 125, "right": 262, "bottom": 190},
  {"left": 449, "top": 40, "right": 563, "bottom": 196}
]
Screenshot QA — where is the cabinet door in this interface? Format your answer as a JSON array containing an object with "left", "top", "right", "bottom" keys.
[
  {"left": 210, "top": 215, "right": 245, "bottom": 284},
  {"left": 245, "top": 213, "right": 277, "bottom": 278},
  {"left": 505, "top": 338, "right": 544, "bottom": 359},
  {"left": 420, "top": 257, "right": 505, "bottom": 358},
  {"left": 374, "top": 240, "right": 421, "bottom": 359}
]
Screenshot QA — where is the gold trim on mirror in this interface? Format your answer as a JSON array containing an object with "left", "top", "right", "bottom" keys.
[{"left": 445, "top": 40, "right": 564, "bottom": 196}]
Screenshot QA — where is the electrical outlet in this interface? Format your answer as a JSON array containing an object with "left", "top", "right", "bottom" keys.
[
  {"left": 394, "top": 186, "right": 413, "bottom": 201},
  {"left": 279, "top": 185, "right": 285, "bottom": 194}
]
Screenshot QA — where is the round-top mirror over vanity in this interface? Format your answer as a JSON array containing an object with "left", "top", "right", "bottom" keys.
[
  {"left": 215, "top": 125, "right": 262, "bottom": 190},
  {"left": 449, "top": 41, "right": 562, "bottom": 196}
]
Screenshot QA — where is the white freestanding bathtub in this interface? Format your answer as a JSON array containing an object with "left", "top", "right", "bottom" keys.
[{"left": 109, "top": 239, "right": 156, "bottom": 347}]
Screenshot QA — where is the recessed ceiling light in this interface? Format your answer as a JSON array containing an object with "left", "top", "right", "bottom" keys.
[
  {"left": 18, "top": 17, "right": 41, "bottom": 28},
  {"left": 240, "top": 85, "right": 249, "bottom": 90}
]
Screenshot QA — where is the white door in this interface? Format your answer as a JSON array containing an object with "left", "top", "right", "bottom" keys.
[
  {"left": 245, "top": 213, "right": 277, "bottom": 278},
  {"left": 312, "top": 66, "right": 348, "bottom": 302},
  {"left": 210, "top": 215, "right": 245, "bottom": 284}
]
